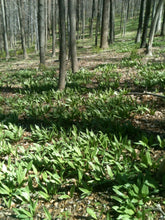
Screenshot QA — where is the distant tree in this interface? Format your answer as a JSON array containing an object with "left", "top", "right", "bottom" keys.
[
  {"left": 82, "top": 0, "right": 86, "bottom": 39},
  {"left": 140, "top": 0, "right": 152, "bottom": 48},
  {"left": 52, "top": 0, "right": 56, "bottom": 57},
  {"left": 68, "top": 0, "right": 79, "bottom": 73},
  {"left": 161, "top": 4, "right": 165, "bottom": 36},
  {"left": 38, "top": 0, "right": 45, "bottom": 66},
  {"left": 89, "top": 0, "right": 96, "bottom": 38},
  {"left": 58, "top": 0, "right": 67, "bottom": 90},
  {"left": 95, "top": 0, "right": 101, "bottom": 46},
  {"left": 100, "top": 0, "right": 110, "bottom": 49},
  {"left": 135, "top": 0, "right": 146, "bottom": 43},
  {"left": 17, "top": 0, "right": 28, "bottom": 59},
  {"left": 109, "top": 0, "right": 115, "bottom": 44},
  {"left": 147, "top": 0, "right": 165, "bottom": 56},
  {"left": 0, "top": 0, "right": 10, "bottom": 59}
]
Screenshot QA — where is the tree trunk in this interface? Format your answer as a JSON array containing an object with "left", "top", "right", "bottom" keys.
[
  {"left": 161, "top": 3, "right": 165, "bottom": 36},
  {"left": 17, "top": 0, "right": 28, "bottom": 59},
  {"left": 0, "top": 0, "right": 10, "bottom": 59},
  {"left": 58, "top": 0, "right": 67, "bottom": 90},
  {"left": 76, "top": 0, "right": 80, "bottom": 39},
  {"left": 135, "top": 0, "right": 146, "bottom": 43},
  {"left": 109, "top": 0, "right": 115, "bottom": 44},
  {"left": 38, "top": 0, "right": 46, "bottom": 66},
  {"left": 147, "top": 0, "right": 165, "bottom": 56},
  {"left": 89, "top": 0, "right": 96, "bottom": 38},
  {"left": 156, "top": 2, "right": 164, "bottom": 33},
  {"left": 95, "top": 0, "right": 101, "bottom": 46},
  {"left": 68, "top": 0, "right": 79, "bottom": 73},
  {"left": 140, "top": 0, "right": 152, "bottom": 48},
  {"left": 52, "top": 0, "right": 56, "bottom": 57},
  {"left": 100, "top": 0, "right": 110, "bottom": 49},
  {"left": 82, "top": 0, "right": 86, "bottom": 39}
]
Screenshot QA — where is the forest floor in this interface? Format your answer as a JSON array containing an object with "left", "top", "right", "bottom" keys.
[{"left": 0, "top": 36, "right": 165, "bottom": 219}]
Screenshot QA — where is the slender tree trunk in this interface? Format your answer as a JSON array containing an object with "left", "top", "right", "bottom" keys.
[
  {"left": 52, "top": 0, "right": 56, "bottom": 57},
  {"left": 156, "top": 2, "right": 164, "bottom": 33},
  {"left": 90, "top": 0, "right": 96, "bottom": 38},
  {"left": 147, "top": 0, "right": 165, "bottom": 56},
  {"left": 135, "top": 0, "right": 146, "bottom": 43},
  {"left": 68, "top": 0, "right": 79, "bottom": 73},
  {"left": 38, "top": 0, "right": 46, "bottom": 66},
  {"left": 161, "top": 4, "right": 165, "bottom": 36},
  {"left": 95, "top": 0, "right": 101, "bottom": 46},
  {"left": 100, "top": 0, "right": 110, "bottom": 49},
  {"left": 17, "top": 0, "right": 28, "bottom": 59},
  {"left": 58, "top": 0, "right": 67, "bottom": 90},
  {"left": 82, "top": 0, "right": 86, "bottom": 39},
  {"left": 109, "top": 0, "right": 115, "bottom": 44},
  {"left": 140, "top": 0, "right": 152, "bottom": 48},
  {"left": 35, "top": 0, "right": 39, "bottom": 53},
  {"left": 76, "top": 0, "right": 80, "bottom": 39},
  {"left": 45, "top": 0, "right": 48, "bottom": 52},
  {"left": 0, "top": 0, "right": 10, "bottom": 59}
]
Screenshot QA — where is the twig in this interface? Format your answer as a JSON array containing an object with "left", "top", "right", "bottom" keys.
[{"left": 127, "top": 92, "right": 165, "bottom": 99}]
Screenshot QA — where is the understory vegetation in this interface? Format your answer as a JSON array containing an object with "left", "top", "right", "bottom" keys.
[{"left": 0, "top": 35, "right": 165, "bottom": 219}]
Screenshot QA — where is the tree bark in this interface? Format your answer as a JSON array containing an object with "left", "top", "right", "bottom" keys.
[
  {"left": 147, "top": 0, "right": 165, "bottom": 56},
  {"left": 140, "top": 0, "right": 152, "bottom": 48},
  {"left": 135, "top": 0, "right": 146, "bottom": 43},
  {"left": 68, "top": 0, "right": 79, "bottom": 73},
  {"left": 52, "top": 0, "right": 56, "bottom": 57},
  {"left": 161, "top": 3, "right": 165, "bottom": 36},
  {"left": 89, "top": 0, "right": 96, "bottom": 38},
  {"left": 95, "top": 0, "right": 101, "bottom": 46},
  {"left": 38, "top": 0, "right": 46, "bottom": 66},
  {"left": 100, "top": 0, "right": 110, "bottom": 49},
  {"left": 17, "top": 0, "right": 28, "bottom": 59},
  {"left": 0, "top": 0, "right": 10, "bottom": 59},
  {"left": 58, "top": 0, "right": 67, "bottom": 90},
  {"left": 109, "top": 0, "right": 115, "bottom": 44}
]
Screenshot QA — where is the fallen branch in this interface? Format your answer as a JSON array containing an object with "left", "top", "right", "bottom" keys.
[{"left": 127, "top": 92, "right": 165, "bottom": 99}]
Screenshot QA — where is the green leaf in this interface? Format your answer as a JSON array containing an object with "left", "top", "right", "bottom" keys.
[
  {"left": 87, "top": 207, "right": 97, "bottom": 219},
  {"left": 38, "top": 191, "right": 50, "bottom": 201},
  {"left": 58, "top": 194, "right": 70, "bottom": 200},
  {"left": 141, "top": 184, "right": 149, "bottom": 196},
  {"left": 111, "top": 196, "right": 123, "bottom": 203},
  {"left": 43, "top": 207, "right": 52, "bottom": 220},
  {"left": 107, "top": 165, "right": 114, "bottom": 178},
  {"left": 113, "top": 188, "right": 128, "bottom": 199},
  {"left": 32, "top": 164, "right": 38, "bottom": 175},
  {"left": 145, "top": 151, "right": 152, "bottom": 166},
  {"left": 118, "top": 214, "right": 132, "bottom": 220},
  {"left": 79, "top": 187, "right": 91, "bottom": 195},
  {"left": 78, "top": 169, "right": 83, "bottom": 183},
  {"left": 124, "top": 208, "right": 134, "bottom": 215}
]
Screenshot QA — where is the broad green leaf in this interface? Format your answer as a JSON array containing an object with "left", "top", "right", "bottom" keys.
[
  {"left": 145, "top": 151, "right": 152, "bottom": 166},
  {"left": 111, "top": 195, "right": 123, "bottom": 203},
  {"left": 124, "top": 208, "right": 134, "bottom": 215},
  {"left": 107, "top": 165, "right": 114, "bottom": 178},
  {"left": 87, "top": 207, "right": 97, "bottom": 219},
  {"left": 43, "top": 207, "right": 52, "bottom": 220},
  {"left": 141, "top": 184, "right": 149, "bottom": 196},
  {"left": 79, "top": 187, "right": 91, "bottom": 195},
  {"left": 68, "top": 161, "right": 75, "bottom": 169},
  {"left": 32, "top": 164, "right": 38, "bottom": 175},
  {"left": 58, "top": 194, "right": 70, "bottom": 200},
  {"left": 132, "top": 184, "right": 139, "bottom": 194},
  {"left": 38, "top": 191, "right": 50, "bottom": 200},
  {"left": 18, "top": 208, "right": 32, "bottom": 218},
  {"left": 113, "top": 188, "right": 128, "bottom": 199},
  {"left": 118, "top": 214, "right": 132, "bottom": 220},
  {"left": 78, "top": 169, "right": 83, "bottom": 183}
]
